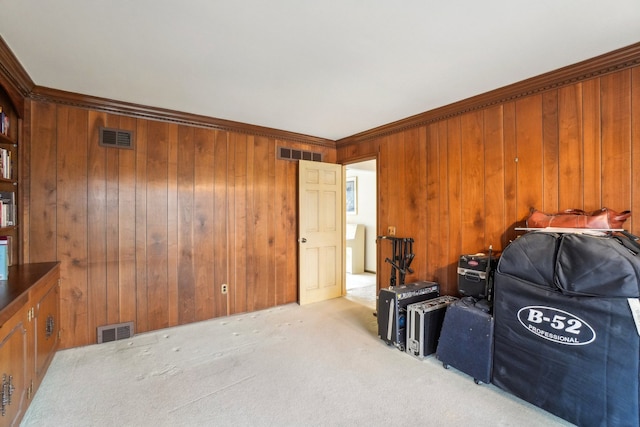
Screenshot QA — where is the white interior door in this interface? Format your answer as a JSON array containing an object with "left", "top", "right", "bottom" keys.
[{"left": 298, "top": 160, "right": 344, "bottom": 305}]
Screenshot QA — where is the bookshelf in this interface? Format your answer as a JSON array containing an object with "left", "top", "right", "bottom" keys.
[{"left": 0, "top": 83, "right": 18, "bottom": 266}]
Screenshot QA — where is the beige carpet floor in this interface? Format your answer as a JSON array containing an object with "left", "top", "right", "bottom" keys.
[{"left": 21, "top": 296, "right": 573, "bottom": 427}]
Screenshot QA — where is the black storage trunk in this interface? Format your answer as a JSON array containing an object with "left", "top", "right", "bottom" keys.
[
  {"left": 377, "top": 281, "right": 439, "bottom": 351},
  {"left": 435, "top": 297, "right": 494, "bottom": 384},
  {"left": 457, "top": 254, "right": 498, "bottom": 300},
  {"left": 493, "top": 231, "right": 640, "bottom": 427}
]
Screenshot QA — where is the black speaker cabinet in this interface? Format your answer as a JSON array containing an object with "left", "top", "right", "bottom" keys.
[{"left": 436, "top": 297, "right": 494, "bottom": 384}]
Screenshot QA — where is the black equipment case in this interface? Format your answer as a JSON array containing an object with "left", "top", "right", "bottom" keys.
[
  {"left": 406, "top": 295, "right": 458, "bottom": 359},
  {"left": 377, "top": 281, "right": 439, "bottom": 351},
  {"left": 435, "top": 297, "right": 494, "bottom": 384},
  {"left": 493, "top": 231, "right": 640, "bottom": 427},
  {"left": 457, "top": 253, "right": 498, "bottom": 300}
]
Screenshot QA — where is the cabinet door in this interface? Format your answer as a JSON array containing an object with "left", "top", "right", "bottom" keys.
[
  {"left": 33, "top": 279, "right": 59, "bottom": 387},
  {"left": 0, "top": 307, "right": 28, "bottom": 427}
]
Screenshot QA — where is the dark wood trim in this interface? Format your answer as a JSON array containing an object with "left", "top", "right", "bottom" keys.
[
  {"left": 28, "top": 86, "right": 335, "bottom": 148},
  {"left": 0, "top": 36, "right": 34, "bottom": 114},
  {"left": 4, "top": 32, "right": 640, "bottom": 149},
  {"left": 337, "top": 41, "right": 640, "bottom": 147}
]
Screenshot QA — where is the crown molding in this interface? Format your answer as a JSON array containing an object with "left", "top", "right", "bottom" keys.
[
  {"left": 337, "top": 41, "right": 640, "bottom": 147},
  {"left": 28, "top": 86, "right": 336, "bottom": 148},
  {"left": 0, "top": 35, "right": 35, "bottom": 114},
  {"left": 3, "top": 35, "right": 639, "bottom": 149}
]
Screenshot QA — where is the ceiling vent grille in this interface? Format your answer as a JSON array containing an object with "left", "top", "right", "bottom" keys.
[
  {"left": 277, "top": 146, "right": 322, "bottom": 162},
  {"left": 97, "top": 321, "right": 135, "bottom": 344},
  {"left": 99, "top": 127, "right": 134, "bottom": 149}
]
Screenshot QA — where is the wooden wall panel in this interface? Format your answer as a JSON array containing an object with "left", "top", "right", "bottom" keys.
[
  {"left": 105, "top": 114, "right": 120, "bottom": 326},
  {"left": 515, "top": 95, "right": 544, "bottom": 217},
  {"left": 177, "top": 125, "right": 196, "bottom": 325},
  {"left": 425, "top": 124, "right": 440, "bottom": 286},
  {"left": 582, "top": 79, "right": 602, "bottom": 209},
  {"left": 404, "top": 127, "right": 427, "bottom": 281},
  {"left": 338, "top": 65, "right": 640, "bottom": 297},
  {"left": 146, "top": 121, "right": 170, "bottom": 331},
  {"left": 167, "top": 124, "right": 179, "bottom": 327},
  {"left": 376, "top": 136, "right": 388, "bottom": 286},
  {"left": 118, "top": 116, "right": 138, "bottom": 326},
  {"left": 632, "top": 67, "right": 640, "bottom": 232},
  {"left": 601, "top": 71, "right": 632, "bottom": 211},
  {"left": 86, "top": 111, "right": 108, "bottom": 337},
  {"left": 55, "top": 106, "right": 89, "bottom": 345},
  {"left": 446, "top": 117, "right": 462, "bottom": 296},
  {"left": 460, "top": 111, "right": 484, "bottom": 254},
  {"left": 435, "top": 122, "right": 450, "bottom": 285},
  {"left": 193, "top": 128, "right": 215, "bottom": 321},
  {"left": 558, "top": 84, "right": 583, "bottom": 209},
  {"left": 230, "top": 133, "right": 248, "bottom": 314},
  {"left": 484, "top": 106, "right": 505, "bottom": 249},
  {"left": 213, "top": 131, "right": 228, "bottom": 316},
  {"left": 28, "top": 103, "right": 330, "bottom": 348},
  {"left": 502, "top": 102, "right": 518, "bottom": 237},
  {"left": 29, "top": 101, "right": 57, "bottom": 262},
  {"left": 284, "top": 158, "right": 298, "bottom": 304},
  {"left": 542, "top": 91, "right": 559, "bottom": 212},
  {"left": 134, "top": 120, "right": 149, "bottom": 333}
]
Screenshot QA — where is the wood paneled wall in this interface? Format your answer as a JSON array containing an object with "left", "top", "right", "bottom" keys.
[
  {"left": 338, "top": 67, "right": 640, "bottom": 295},
  {"left": 25, "top": 103, "right": 335, "bottom": 349}
]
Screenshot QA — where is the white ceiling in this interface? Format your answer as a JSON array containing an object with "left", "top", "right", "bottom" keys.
[{"left": 1, "top": 1, "right": 639, "bottom": 141}]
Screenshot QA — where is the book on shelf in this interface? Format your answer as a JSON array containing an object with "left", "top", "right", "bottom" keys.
[
  {"left": 0, "top": 191, "right": 15, "bottom": 227},
  {"left": 0, "top": 106, "right": 8, "bottom": 137},
  {"left": 0, "top": 147, "right": 11, "bottom": 179},
  {"left": 0, "top": 238, "right": 8, "bottom": 279},
  {"left": 0, "top": 235, "right": 12, "bottom": 266}
]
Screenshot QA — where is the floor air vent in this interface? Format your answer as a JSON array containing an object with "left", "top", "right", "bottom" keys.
[
  {"left": 99, "top": 127, "right": 134, "bottom": 149},
  {"left": 277, "top": 146, "right": 322, "bottom": 162},
  {"left": 97, "top": 321, "right": 135, "bottom": 344}
]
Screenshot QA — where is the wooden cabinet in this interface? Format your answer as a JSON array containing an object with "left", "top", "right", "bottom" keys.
[
  {"left": 0, "top": 305, "right": 28, "bottom": 427},
  {"left": 29, "top": 268, "right": 60, "bottom": 390},
  {"left": 0, "top": 262, "right": 60, "bottom": 427}
]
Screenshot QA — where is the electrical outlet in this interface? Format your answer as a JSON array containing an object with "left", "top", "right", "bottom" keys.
[
  {"left": 221, "top": 284, "right": 228, "bottom": 294},
  {"left": 388, "top": 226, "right": 396, "bottom": 236}
]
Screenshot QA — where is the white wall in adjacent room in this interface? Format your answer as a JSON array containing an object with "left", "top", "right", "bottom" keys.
[{"left": 346, "top": 161, "right": 376, "bottom": 273}]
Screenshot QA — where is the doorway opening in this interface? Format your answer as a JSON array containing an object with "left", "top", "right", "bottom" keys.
[{"left": 344, "top": 159, "right": 377, "bottom": 310}]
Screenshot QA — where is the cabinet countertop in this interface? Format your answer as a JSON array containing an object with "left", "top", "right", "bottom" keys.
[{"left": 0, "top": 262, "right": 60, "bottom": 326}]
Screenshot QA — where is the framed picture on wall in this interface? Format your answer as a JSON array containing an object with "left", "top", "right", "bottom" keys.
[{"left": 346, "top": 177, "right": 357, "bottom": 215}]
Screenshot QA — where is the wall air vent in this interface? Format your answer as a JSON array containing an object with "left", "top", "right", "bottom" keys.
[
  {"left": 99, "top": 127, "right": 134, "bottom": 149},
  {"left": 97, "top": 321, "right": 135, "bottom": 344},
  {"left": 277, "top": 146, "right": 322, "bottom": 162}
]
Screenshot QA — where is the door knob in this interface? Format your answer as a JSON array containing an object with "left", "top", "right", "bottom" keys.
[{"left": 299, "top": 237, "right": 307, "bottom": 243}]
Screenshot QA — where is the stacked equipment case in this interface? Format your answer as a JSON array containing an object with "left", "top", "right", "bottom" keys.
[
  {"left": 377, "top": 281, "right": 439, "bottom": 351},
  {"left": 406, "top": 295, "right": 458, "bottom": 359},
  {"left": 457, "top": 253, "right": 498, "bottom": 301},
  {"left": 493, "top": 231, "right": 640, "bottom": 427}
]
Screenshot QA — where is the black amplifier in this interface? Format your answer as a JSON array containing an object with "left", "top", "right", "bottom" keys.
[
  {"left": 377, "top": 281, "right": 440, "bottom": 351},
  {"left": 457, "top": 254, "right": 498, "bottom": 300}
]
